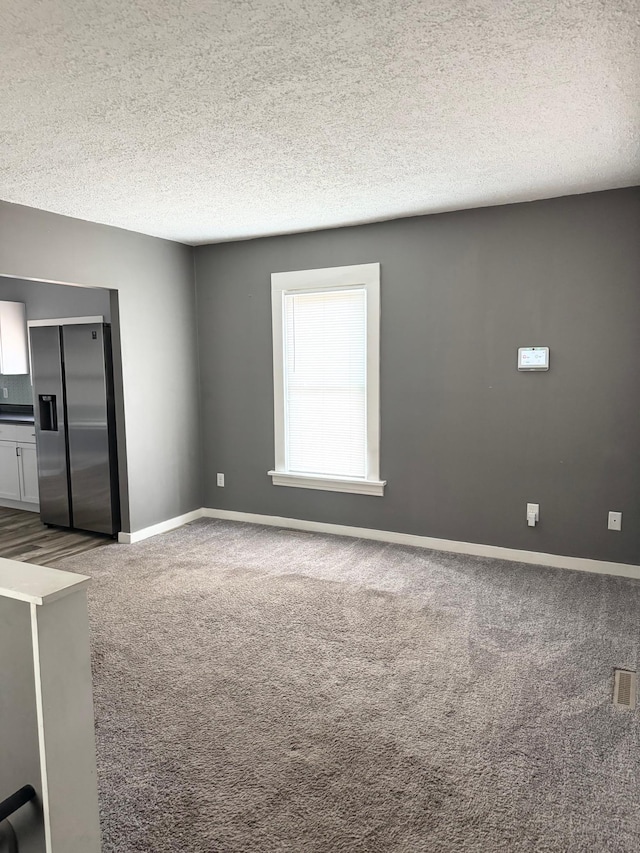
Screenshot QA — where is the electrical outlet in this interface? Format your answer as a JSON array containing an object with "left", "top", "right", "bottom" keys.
[
  {"left": 2, "top": 388, "right": 7, "bottom": 399},
  {"left": 216, "top": 473, "right": 225, "bottom": 487},
  {"left": 608, "top": 511, "right": 622, "bottom": 531},
  {"left": 526, "top": 503, "right": 539, "bottom": 527}
]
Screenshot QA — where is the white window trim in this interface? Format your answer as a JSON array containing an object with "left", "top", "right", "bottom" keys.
[{"left": 268, "top": 262, "right": 385, "bottom": 497}]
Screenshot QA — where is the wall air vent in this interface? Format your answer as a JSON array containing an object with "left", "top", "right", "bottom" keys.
[{"left": 613, "top": 669, "right": 637, "bottom": 709}]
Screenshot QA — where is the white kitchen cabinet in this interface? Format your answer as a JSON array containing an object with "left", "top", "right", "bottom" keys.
[
  {"left": 0, "top": 440, "right": 22, "bottom": 500},
  {"left": 0, "top": 425, "right": 39, "bottom": 507},
  {"left": 17, "top": 443, "right": 39, "bottom": 504},
  {"left": 0, "top": 301, "right": 29, "bottom": 374},
  {"left": 13, "top": 424, "right": 37, "bottom": 444}
]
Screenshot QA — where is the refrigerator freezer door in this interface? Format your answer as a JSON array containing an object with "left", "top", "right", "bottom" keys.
[
  {"left": 30, "top": 326, "right": 71, "bottom": 527},
  {"left": 63, "top": 324, "right": 117, "bottom": 535}
]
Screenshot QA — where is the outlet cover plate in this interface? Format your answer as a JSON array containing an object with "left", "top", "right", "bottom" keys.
[{"left": 608, "top": 511, "right": 622, "bottom": 531}]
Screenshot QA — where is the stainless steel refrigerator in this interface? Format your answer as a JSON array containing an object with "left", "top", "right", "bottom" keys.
[{"left": 30, "top": 323, "right": 120, "bottom": 536}]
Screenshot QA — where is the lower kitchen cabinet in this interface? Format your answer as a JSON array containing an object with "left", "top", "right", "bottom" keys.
[
  {"left": 0, "top": 440, "right": 21, "bottom": 500},
  {"left": 0, "top": 425, "right": 39, "bottom": 507},
  {"left": 17, "top": 443, "right": 39, "bottom": 504}
]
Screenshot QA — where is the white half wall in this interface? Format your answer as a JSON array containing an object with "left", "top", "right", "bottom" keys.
[{"left": 0, "top": 558, "right": 101, "bottom": 853}]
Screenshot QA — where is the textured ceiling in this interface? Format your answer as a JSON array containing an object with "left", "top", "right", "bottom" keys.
[{"left": 1, "top": 1, "right": 639, "bottom": 245}]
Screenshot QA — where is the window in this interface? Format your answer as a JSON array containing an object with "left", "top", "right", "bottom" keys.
[{"left": 268, "top": 263, "right": 385, "bottom": 496}]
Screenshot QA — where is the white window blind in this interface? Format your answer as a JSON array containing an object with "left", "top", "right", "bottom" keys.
[
  {"left": 284, "top": 288, "right": 367, "bottom": 478},
  {"left": 270, "top": 262, "right": 384, "bottom": 496}
]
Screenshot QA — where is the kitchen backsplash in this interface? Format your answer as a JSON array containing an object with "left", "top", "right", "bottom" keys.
[{"left": 0, "top": 373, "right": 33, "bottom": 405}]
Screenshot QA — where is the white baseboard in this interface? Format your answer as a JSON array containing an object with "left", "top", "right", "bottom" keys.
[
  {"left": 118, "top": 509, "right": 204, "bottom": 544},
  {"left": 201, "top": 507, "right": 640, "bottom": 582},
  {"left": 117, "top": 506, "right": 640, "bottom": 581},
  {"left": 0, "top": 498, "right": 40, "bottom": 513}
]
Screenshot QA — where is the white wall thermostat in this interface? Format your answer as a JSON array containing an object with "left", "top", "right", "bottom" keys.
[{"left": 518, "top": 346, "right": 549, "bottom": 371}]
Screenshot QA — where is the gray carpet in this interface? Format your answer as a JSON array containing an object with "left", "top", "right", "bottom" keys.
[{"left": 58, "top": 519, "right": 640, "bottom": 852}]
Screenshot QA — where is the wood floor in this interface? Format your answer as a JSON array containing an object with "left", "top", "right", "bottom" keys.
[{"left": 0, "top": 506, "right": 110, "bottom": 567}]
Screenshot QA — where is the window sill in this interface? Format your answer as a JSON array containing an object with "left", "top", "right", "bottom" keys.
[{"left": 267, "top": 471, "right": 386, "bottom": 497}]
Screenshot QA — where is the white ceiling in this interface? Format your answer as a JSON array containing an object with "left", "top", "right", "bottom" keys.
[{"left": 1, "top": 1, "right": 639, "bottom": 245}]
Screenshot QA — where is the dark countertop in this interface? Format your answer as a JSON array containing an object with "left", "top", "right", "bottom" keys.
[
  {"left": 0, "top": 413, "right": 35, "bottom": 424},
  {"left": 0, "top": 405, "right": 35, "bottom": 425}
]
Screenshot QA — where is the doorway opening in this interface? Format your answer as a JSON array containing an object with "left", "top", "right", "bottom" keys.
[{"left": 0, "top": 276, "right": 127, "bottom": 562}]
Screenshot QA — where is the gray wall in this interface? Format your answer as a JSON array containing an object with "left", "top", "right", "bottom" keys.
[
  {"left": 194, "top": 188, "right": 640, "bottom": 565},
  {"left": 0, "top": 201, "right": 201, "bottom": 533},
  {"left": 0, "top": 278, "right": 112, "bottom": 405},
  {"left": 0, "top": 277, "right": 111, "bottom": 322}
]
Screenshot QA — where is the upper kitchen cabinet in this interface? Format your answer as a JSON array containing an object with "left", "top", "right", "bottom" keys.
[{"left": 0, "top": 301, "right": 29, "bottom": 374}]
